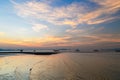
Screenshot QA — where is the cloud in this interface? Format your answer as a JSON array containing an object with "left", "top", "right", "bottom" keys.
[
  {"left": 91, "top": 0, "right": 120, "bottom": 10},
  {"left": 12, "top": 0, "right": 120, "bottom": 28},
  {"left": 66, "top": 26, "right": 104, "bottom": 36},
  {"left": 8, "top": 0, "right": 120, "bottom": 48},
  {"left": 66, "top": 29, "right": 84, "bottom": 34},
  {"left": 12, "top": 1, "right": 85, "bottom": 27},
  {"left": 85, "top": 0, "right": 120, "bottom": 24},
  {"left": 64, "top": 34, "right": 120, "bottom": 48},
  {"left": 32, "top": 23, "right": 48, "bottom": 32},
  {"left": 0, "top": 32, "right": 119, "bottom": 48}
]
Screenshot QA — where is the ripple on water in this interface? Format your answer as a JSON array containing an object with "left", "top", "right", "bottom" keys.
[{"left": 30, "top": 53, "right": 120, "bottom": 80}]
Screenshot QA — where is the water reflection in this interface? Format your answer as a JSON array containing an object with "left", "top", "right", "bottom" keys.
[
  {"left": 0, "top": 53, "right": 120, "bottom": 80},
  {"left": 0, "top": 54, "right": 49, "bottom": 80}
]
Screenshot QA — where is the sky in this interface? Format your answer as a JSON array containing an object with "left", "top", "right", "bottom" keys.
[{"left": 0, "top": 0, "right": 120, "bottom": 49}]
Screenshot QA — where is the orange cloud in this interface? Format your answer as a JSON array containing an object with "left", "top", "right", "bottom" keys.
[
  {"left": 0, "top": 33, "right": 120, "bottom": 48},
  {"left": 0, "top": 35, "right": 70, "bottom": 47},
  {"left": 13, "top": 0, "right": 120, "bottom": 28}
]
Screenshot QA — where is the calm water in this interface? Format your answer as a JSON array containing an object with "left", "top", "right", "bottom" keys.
[{"left": 0, "top": 52, "right": 120, "bottom": 80}]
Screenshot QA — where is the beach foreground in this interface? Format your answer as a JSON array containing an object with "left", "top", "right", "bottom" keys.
[{"left": 0, "top": 52, "right": 120, "bottom": 80}]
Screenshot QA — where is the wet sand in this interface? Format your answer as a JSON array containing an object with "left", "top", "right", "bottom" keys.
[{"left": 0, "top": 53, "right": 120, "bottom": 80}]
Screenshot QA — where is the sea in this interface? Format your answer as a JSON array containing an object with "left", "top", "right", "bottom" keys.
[{"left": 0, "top": 52, "right": 120, "bottom": 80}]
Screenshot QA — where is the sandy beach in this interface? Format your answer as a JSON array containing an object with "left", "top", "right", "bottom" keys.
[{"left": 0, "top": 52, "right": 120, "bottom": 80}]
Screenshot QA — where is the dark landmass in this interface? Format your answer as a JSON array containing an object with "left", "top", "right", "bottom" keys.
[{"left": 0, "top": 51, "right": 58, "bottom": 55}]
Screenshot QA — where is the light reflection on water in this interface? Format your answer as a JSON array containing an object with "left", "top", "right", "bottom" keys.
[{"left": 0, "top": 53, "right": 120, "bottom": 80}]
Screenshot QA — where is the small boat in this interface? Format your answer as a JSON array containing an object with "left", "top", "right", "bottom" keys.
[{"left": 53, "top": 49, "right": 60, "bottom": 53}]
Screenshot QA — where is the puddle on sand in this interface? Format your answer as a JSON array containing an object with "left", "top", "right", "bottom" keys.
[{"left": 0, "top": 54, "right": 49, "bottom": 80}]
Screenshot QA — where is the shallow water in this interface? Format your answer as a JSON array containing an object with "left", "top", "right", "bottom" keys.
[{"left": 0, "top": 53, "right": 120, "bottom": 80}]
